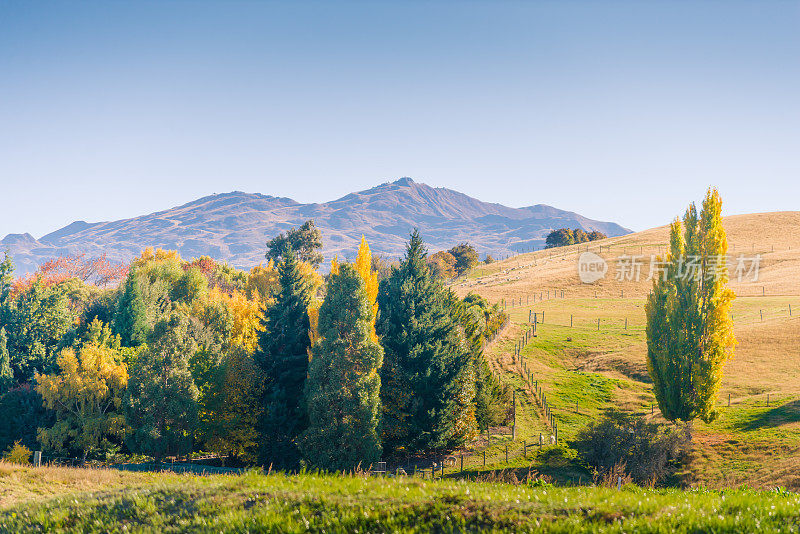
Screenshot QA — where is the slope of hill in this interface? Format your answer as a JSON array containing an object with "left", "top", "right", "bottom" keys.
[
  {"left": 455, "top": 211, "right": 800, "bottom": 299},
  {"left": 452, "top": 211, "right": 800, "bottom": 489},
  {"left": 1, "top": 178, "right": 630, "bottom": 274}
]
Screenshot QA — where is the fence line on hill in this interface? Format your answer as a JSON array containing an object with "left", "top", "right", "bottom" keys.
[
  {"left": 495, "top": 289, "right": 800, "bottom": 309},
  {"left": 496, "top": 298, "right": 798, "bottom": 333}
]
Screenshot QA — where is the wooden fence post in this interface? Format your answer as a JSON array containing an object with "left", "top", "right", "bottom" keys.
[
  {"left": 512, "top": 391, "right": 517, "bottom": 440},
  {"left": 461, "top": 454, "right": 464, "bottom": 473}
]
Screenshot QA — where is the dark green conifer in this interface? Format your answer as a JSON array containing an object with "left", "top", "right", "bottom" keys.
[
  {"left": 377, "top": 230, "right": 472, "bottom": 454},
  {"left": 301, "top": 264, "right": 383, "bottom": 470},
  {"left": 256, "top": 248, "right": 313, "bottom": 469}
]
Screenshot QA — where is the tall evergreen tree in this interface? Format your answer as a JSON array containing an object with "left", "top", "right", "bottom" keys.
[
  {"left": 646, "top": 188, "right": 736, "bottom": 424},
  {"left": 377, "top": 230, "right": 473, "bottom": 454},
  {"left": 0, "top": 327, "right": 13, "bottom": 395},
  {"left": 113, "top": 267, "right": 149, "bottom": 346},
  {"left": 256, "top": 247, "right": 313, "bottom": 469},
  {"left": 301, "top": 263, "right": 383, "bottom": 470}
]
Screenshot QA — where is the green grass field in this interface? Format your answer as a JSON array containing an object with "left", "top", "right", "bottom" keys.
[
  {"left": 458, "top": 290, "right": 800, "bottom": 490},
  {"left": 2, "top": 463, "right": 800, "bottom": 533}
]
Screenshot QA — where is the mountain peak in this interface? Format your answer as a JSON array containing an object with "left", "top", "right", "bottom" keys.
[{"left": 3, "top": 179, "right": 630, "bottom": 275}]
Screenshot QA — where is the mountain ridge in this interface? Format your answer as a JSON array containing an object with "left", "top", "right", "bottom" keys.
[{"left": 3, "top": 178, "right": 630, "bottom": 274}]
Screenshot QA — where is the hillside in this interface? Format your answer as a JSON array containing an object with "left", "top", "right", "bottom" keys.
[
  {"left": 451, "top": 211, "right": 800, "bottom": 489},
  {"left": 1, "top": 178, "right": 629, "bottom": 275},
  {"left": 455, "top": 211, "right": 800, "bottom": 299}
]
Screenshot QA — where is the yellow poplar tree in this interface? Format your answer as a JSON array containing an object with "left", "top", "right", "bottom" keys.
[
  {"left": 35, "top": 344, "right": 129, "bottom": 461},
  {"left": 354, "top": 237, "right": 379, "bottom": 341},
  {"left": 646, "top": 187, "right": 736, "bottom": 424}
]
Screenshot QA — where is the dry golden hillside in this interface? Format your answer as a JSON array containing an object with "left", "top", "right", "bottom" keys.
[{"left": 454, "top": 211, "right": 800, "bottom": 301}]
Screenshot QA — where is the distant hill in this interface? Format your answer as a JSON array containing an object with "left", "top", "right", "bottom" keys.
[{"left": 2, "top": 177, "right": 630, "bottom": 274}]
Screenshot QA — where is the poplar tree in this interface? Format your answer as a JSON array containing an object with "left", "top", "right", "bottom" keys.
[
  {"left": 354, "top": 236, "right": 379, "bottom": 341},
  {"left": 377, "top": 230, "right": 472, "bottom": 454},
  {"left": 646, "top": 188, "right": 736, "bottom": 424},
  {"left": 256, "top": 247, "right": 313, "bottom": 469},
  {"left": 301, "top": 263, "right": 383, "bottom": 470}
]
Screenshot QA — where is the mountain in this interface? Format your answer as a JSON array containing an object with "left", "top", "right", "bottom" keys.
[{"left": 2, "top": 178, "right": 630, "bottom": 274}]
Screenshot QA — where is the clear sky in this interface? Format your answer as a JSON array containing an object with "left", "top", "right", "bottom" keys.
[{"left": 1, "top": 1, "right": 798, "bottom": 238}]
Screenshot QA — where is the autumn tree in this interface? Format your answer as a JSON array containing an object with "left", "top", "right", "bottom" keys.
[
  {"left": 301, "top": 263, "right": 383, "bottom": 470},
  {"left": 545, "top": 228, "right": 575, "bottom": 248},
  {"left": 124, "top": 313, "right": 202, "bottom": 461},
  {"left": 265, "top": 220, "right": 324, "bottom": 269},
  {"left": 451, "top": 292, "right": 507, "bottom": 431},
  {"left": 36, "top": 253, "right": 128, "bottom": 288},
  {"left": 448, "top": 243, "right": 479, "bottom": 276},
  {"left": 377, "top": 230, "right": 473, "bottom": 454},
  {"left": 646, "top": 188, "right": 736, "bottom": 425},
  {"left": 256, "top": 247, "right": 314, "bottom": 469},
  {"left": 354, "top": 237, "right": 379, "bottom": 340},
  {"left": 428, "top": 251, "right": 457, "bottom": 279},
  {"left": 246, "top": 262, "right": 281, "bottom": 304},
  {"left": 35, "top": 344, "right": 128, "bottom": 462}
]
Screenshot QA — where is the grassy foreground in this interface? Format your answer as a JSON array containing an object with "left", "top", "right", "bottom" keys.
[{"left": 2, "top": 463, "right": 800, "bottom": 533}]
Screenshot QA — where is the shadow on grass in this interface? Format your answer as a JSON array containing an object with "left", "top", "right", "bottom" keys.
[{"left": 733, "top": 400, "right": 800, "bottom": 432}]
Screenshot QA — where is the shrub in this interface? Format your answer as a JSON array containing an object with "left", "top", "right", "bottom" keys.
[
  {"left": 3, "top": 440, "right": 32, "bottom": 465},
  {"left": 573, "top": 409, "right": 688, "bottom": 486}
]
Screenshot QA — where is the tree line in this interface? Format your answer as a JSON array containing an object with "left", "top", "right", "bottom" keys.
[
  {"left": 0, "top": 223, "right": 508, "bottom": 470},
  {"left": 545, "top": 228, "right": 607, "bottom": 249}
]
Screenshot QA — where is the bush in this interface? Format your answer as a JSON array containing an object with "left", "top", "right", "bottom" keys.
[
  {"left": 3, "top": 440, "right": 32, "bottom": 465},
  {"left": 573, "top": 409, "right": 688, "bottom": 486}
]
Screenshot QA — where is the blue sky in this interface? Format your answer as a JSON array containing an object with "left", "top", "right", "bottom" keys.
[{"left": 1, "top": 1, "right": 798, "bottom": 237}]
